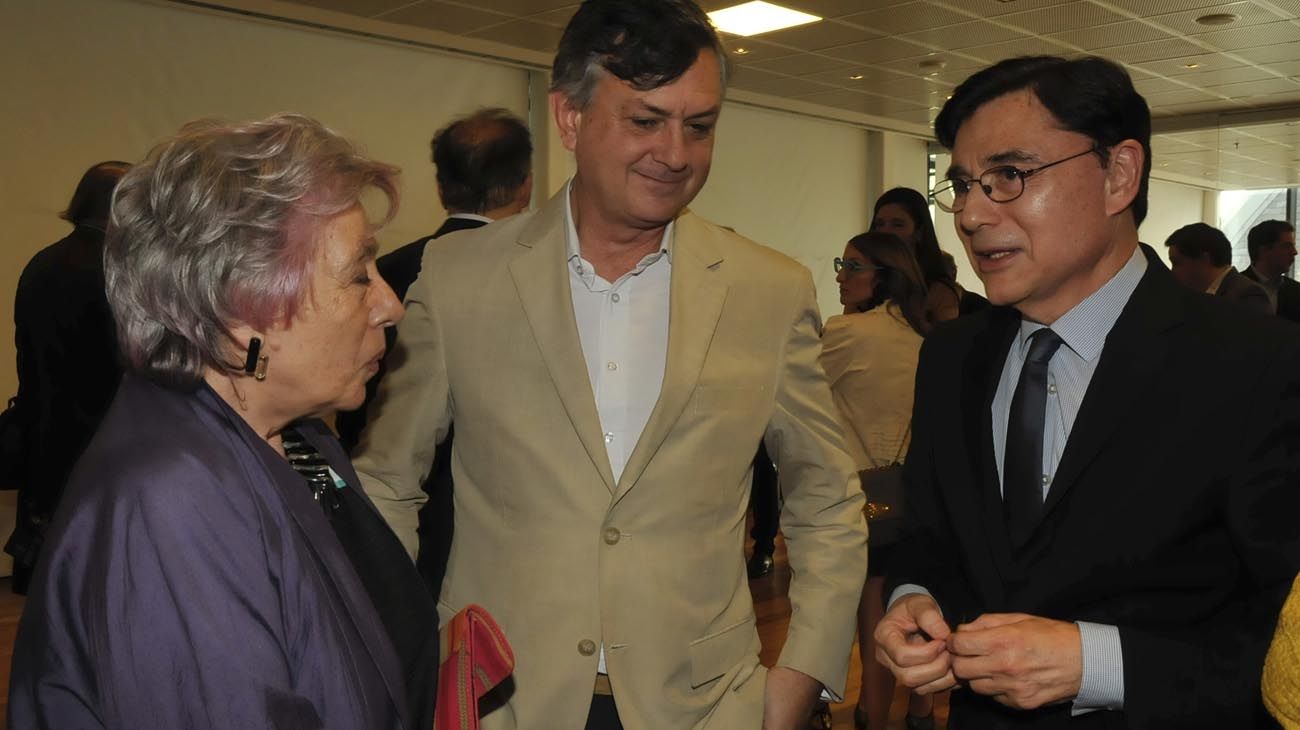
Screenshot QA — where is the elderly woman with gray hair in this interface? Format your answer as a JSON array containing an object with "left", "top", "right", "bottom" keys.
[{"left": 8, "top": 114, "right": 440, "bottom": 730}]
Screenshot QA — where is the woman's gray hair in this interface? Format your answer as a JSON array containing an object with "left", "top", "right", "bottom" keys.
[{"left": 105, "top": 113, "right": 400, "bottom": 390}]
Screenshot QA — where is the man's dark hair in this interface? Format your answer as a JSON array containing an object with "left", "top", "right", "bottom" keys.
[
  {"left": 61, "top": 160, "right": 131, "bottom": 226},
  {"left": 551, "top": 0, "right": 728, "bottom": 109},
  {"left": 1247, "top": 219, "right": 1295, "bottom": 262},
  {"left": 935, "top": 55, "right": 1152, "bottom": 226},
  {"left": 1165, "top": 222, "right": 1232, "bottom": 267},
  {"left": 432, "top": 108, "right": 532, "bottom": 214}
]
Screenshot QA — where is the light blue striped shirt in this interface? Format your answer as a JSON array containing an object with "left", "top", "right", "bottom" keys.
[{"left": 991, "top": 245, "right": 1146, "bottom": 713}]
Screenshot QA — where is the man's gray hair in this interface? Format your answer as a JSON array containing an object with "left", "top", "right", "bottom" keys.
[{"left": 105, "top": 113, "right": 400, "bottom": 390}]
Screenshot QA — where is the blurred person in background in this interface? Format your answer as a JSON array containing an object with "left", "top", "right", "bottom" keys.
[
  {"left": 823, "top": 231, "right": 933, "bottom": 730},
  {"left": 5, "top": 161, "right": 129, "bottom": 594},
  {"left": 871, "top": 187, "right": 961, "bottom": 325}
]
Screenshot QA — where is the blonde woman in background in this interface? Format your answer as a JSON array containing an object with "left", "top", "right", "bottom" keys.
[{"left": 822, "top": 231, "right": 933, "bottom": 730}]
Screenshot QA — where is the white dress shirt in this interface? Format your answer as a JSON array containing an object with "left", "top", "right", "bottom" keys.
[{"left": 564, "top": 181, "right": 673, "bottom": 673}]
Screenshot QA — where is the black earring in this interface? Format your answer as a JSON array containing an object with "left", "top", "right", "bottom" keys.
[
  {"left": 244, "top": 337, "right": 261, "bottom": 374},
  {"left": 244, "top": 337, "right": 269, "bottom": 380}
]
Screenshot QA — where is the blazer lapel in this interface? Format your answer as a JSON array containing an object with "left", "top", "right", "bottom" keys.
[
  {"left": 197, "top": 390, "right": 409, "bottom": 722},
  {"left": 614, "top": 212, "right": 727, "bottom": 502},
  {"left": 961, "top": 308, "right": 1020, "bottom": 601},
  {"left": 508, "top": 194, "right": 617, "bottom": 492},
  {"left": 1039, "top": 266, "right": 1183, "bottom": 520}
]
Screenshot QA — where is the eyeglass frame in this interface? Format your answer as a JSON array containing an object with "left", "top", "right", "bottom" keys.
[
  {"left": 833, "top": 257, "right": 884, "bottom": 275},
  {"left": 928, "top": 146, "right": 1101, "bottom": 214}
]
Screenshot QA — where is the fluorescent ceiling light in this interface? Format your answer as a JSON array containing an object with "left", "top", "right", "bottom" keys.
[{"left": 708, "top": 1, "right": 821, "bottom": 37}]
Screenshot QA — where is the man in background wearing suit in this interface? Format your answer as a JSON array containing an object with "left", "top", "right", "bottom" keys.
[
  {"left": 876, "top": 55, "right": 1300, "bottom": 729},
  {"left": 351, "top": 1, "right": 866, "bottom": 728},
  {"left": 1164, "top": 221, "right": 1270, "bottom": 314},
  {"left": 336, "top": 108, "right": 532, "bottom": 597},
  {"left": 1243, "top": 219, "right": 1300, "bottom": 322}
]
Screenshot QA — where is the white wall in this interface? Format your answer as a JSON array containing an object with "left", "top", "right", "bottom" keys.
[
  {"left": 1140, "top": 178, "right": 1214, "bottom": 267},
  {"left": 692, "top": 103, "right": 873, "bottom": 318},
  {"left": 0, "top": 0, "right": 531, "bottom": 404}
]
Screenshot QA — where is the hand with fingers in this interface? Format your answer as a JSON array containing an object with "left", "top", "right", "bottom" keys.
[
  {"left": 947, "top": 613, "right": 1083, "bottom": 710},
  {"left": 873, "top": 593, "right": 958, "bottom": 695}
]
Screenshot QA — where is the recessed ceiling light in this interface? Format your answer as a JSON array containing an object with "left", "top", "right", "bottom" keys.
[
  {"left": 707, "top": 1, "right": 822, "bottom": 37},
  {"left": 918, "top": 58, "right": 946, "bottom": 71},
  {"left": 1183, "top": 62, "right": 1201, "bottom": 69},
  {"left": 849, "top": 74, "right": 864, "bottom": 80},
  {"left": 1195, "top": 12, "right": 1239, "bottom": 25},
  {"left": 733, "top": 47, "right": 750, "bottom": 55}
]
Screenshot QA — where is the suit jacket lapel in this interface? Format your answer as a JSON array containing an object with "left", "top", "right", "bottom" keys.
[
  {"left": 197, "top": 390, "right": 409, "bottom": 722},
  {"left": 1040, "top": 266, "right": 1183, "bottom": 521},
  {"left": 962, "top": 308, "right": 1020, "bottom": 600},
  {"left": 509, "top": 194, "right": 617, "bottom": 492},
  {"left": 615, "top": 212, "right": 727, "bottom": 502}
]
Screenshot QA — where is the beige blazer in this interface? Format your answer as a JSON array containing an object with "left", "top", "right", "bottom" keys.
[
  {"left": 352, "top": 190, "right": 867, "bottom": 730},
  {"left": 820, "top": 309, "right": 923, "bottom": 470}
]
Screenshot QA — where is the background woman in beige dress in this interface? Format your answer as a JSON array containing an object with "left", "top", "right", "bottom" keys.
[{"left": 821, "top": 231, "right": 932, "bottom": 730}]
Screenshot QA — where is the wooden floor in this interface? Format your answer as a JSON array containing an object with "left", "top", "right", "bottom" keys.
[
  {"left": 752, "top": 535, "right": 948, "bottom": 730},
  {"left": 0, "top": 536, "right": 947, "bottom": 730}
]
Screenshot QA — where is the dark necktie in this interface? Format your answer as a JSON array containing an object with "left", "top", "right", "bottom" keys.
[{"left": 1004, "top": 328, "right": 1064, "bottom": 550}]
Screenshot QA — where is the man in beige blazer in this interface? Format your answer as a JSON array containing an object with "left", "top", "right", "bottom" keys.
[{"left": 352, "top": 1, "right": 867, "bottom": 728}]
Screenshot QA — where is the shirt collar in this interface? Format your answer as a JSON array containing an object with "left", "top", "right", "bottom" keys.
[
  {"left": 1018, "top": 245, "right": 1147, "bottom": 363},
  {"left": 447, "top": 212, "right": 494, "bottom": 225},
  {"left": 562, "top": 178, "right": 674, "bottom": 272},
  {"left": 1206, "top": 265, "right": 1233, "bottom": 295}
]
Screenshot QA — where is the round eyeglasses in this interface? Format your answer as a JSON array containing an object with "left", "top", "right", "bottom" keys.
[{"left": 929, "top": 147, "right": 1099, "bottom": 213}]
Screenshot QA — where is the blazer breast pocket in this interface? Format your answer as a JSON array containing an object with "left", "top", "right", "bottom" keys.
[{"left": 688, "top": 615, "right": 758, "bottom": 688}]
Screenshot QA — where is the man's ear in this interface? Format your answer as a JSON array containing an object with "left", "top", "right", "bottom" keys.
[
  {"left": 550, "top": 91, "right": 581, "bottom": 153},
  {"left": 1104, "top": 139, "right": 1144, "bottom": 217}
]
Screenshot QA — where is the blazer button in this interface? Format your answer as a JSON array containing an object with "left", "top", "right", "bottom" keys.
[
  {"left": 578, "top": 639, "right": 597, "bottom": 656},
  {"left": 603, "top": 527, "right": 621, "bottom": 545}
]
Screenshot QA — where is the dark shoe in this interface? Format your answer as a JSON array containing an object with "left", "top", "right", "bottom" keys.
[
  {"left": 905, "top": 712, "right": 935, "bottom": 730},
  {"left": 747, "top": 551, "right": 774, "bottom": 578},
  {"left": 853, "top": 704, "right": 869, "bottom": 730}
]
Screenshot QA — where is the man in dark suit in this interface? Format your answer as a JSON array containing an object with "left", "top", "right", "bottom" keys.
[
  {"left": 337, "top": 107, "right": 532, "bottom": 597},
  {"left": 1164, "top": 221, "right": 1270, "bottom": 314},
  {"left": 876, "top": 55, "right": 1300, "bottom": 729},
  {"left": 6, "top": 161, "right": 130, "bottom": 594},
  {"left": 1243, "top": 220, "right": 1300, "bottom": 322}
]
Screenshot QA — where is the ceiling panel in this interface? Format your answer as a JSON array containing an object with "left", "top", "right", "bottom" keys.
[
  {"left": 1144, "top": 1, "right": 1283, "bottom": 35},
  {"left": 1048, "top": 21, "right": 1174, "bottom": 50},
  {"left": 998, "top": 2, "right": 1130, "bottom": 34},
  {"left": 467, "top": 19, "right": 564, "bottom": 52},
  {"left": 838, "top": 3, "right": 975, "bottom": 35},
  {"left": 262, "top": 0, "right": 1300, "bottom": 189},
  {"left": 899, "top": 20, "right": 1029, "bottom": 50},
  {"left": 1195, "top": 21, "right": 1300, "bottom": 49},
  {"left": 753, "top": 19, "right": 885, "bottom": 50},
  {"left": 748, "top": 52, "right": 856, "bottom": 76},
  {"left": 378, "top": 1, "right": 511, "bottom": 33},
  {"left": 290, "top": 0, "right": 413, "bottom": 15}
]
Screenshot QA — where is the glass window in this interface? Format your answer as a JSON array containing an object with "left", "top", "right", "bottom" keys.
[{"left": 1218, "top": 188, "right": 1293, "bottom": 273}]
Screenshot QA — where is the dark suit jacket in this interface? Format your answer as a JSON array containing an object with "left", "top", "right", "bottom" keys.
[
  {"left": 1243, "top": 266, "right": 1300, "bottom": 323},
  {"left": 6, "top": 224, "right": 122, "bottom": 592},
  {"left": 11, "top": 376, "right": 407, "bottom": 729},
  {"left": 890, "top": 258, "right": 1300, "bottom": 729},
  {"left": 336, "top": 214, "right": 489, "bottom": 600},
  {"left": 1217, "top": 268, "right": 1271, "bottom": 315}
]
